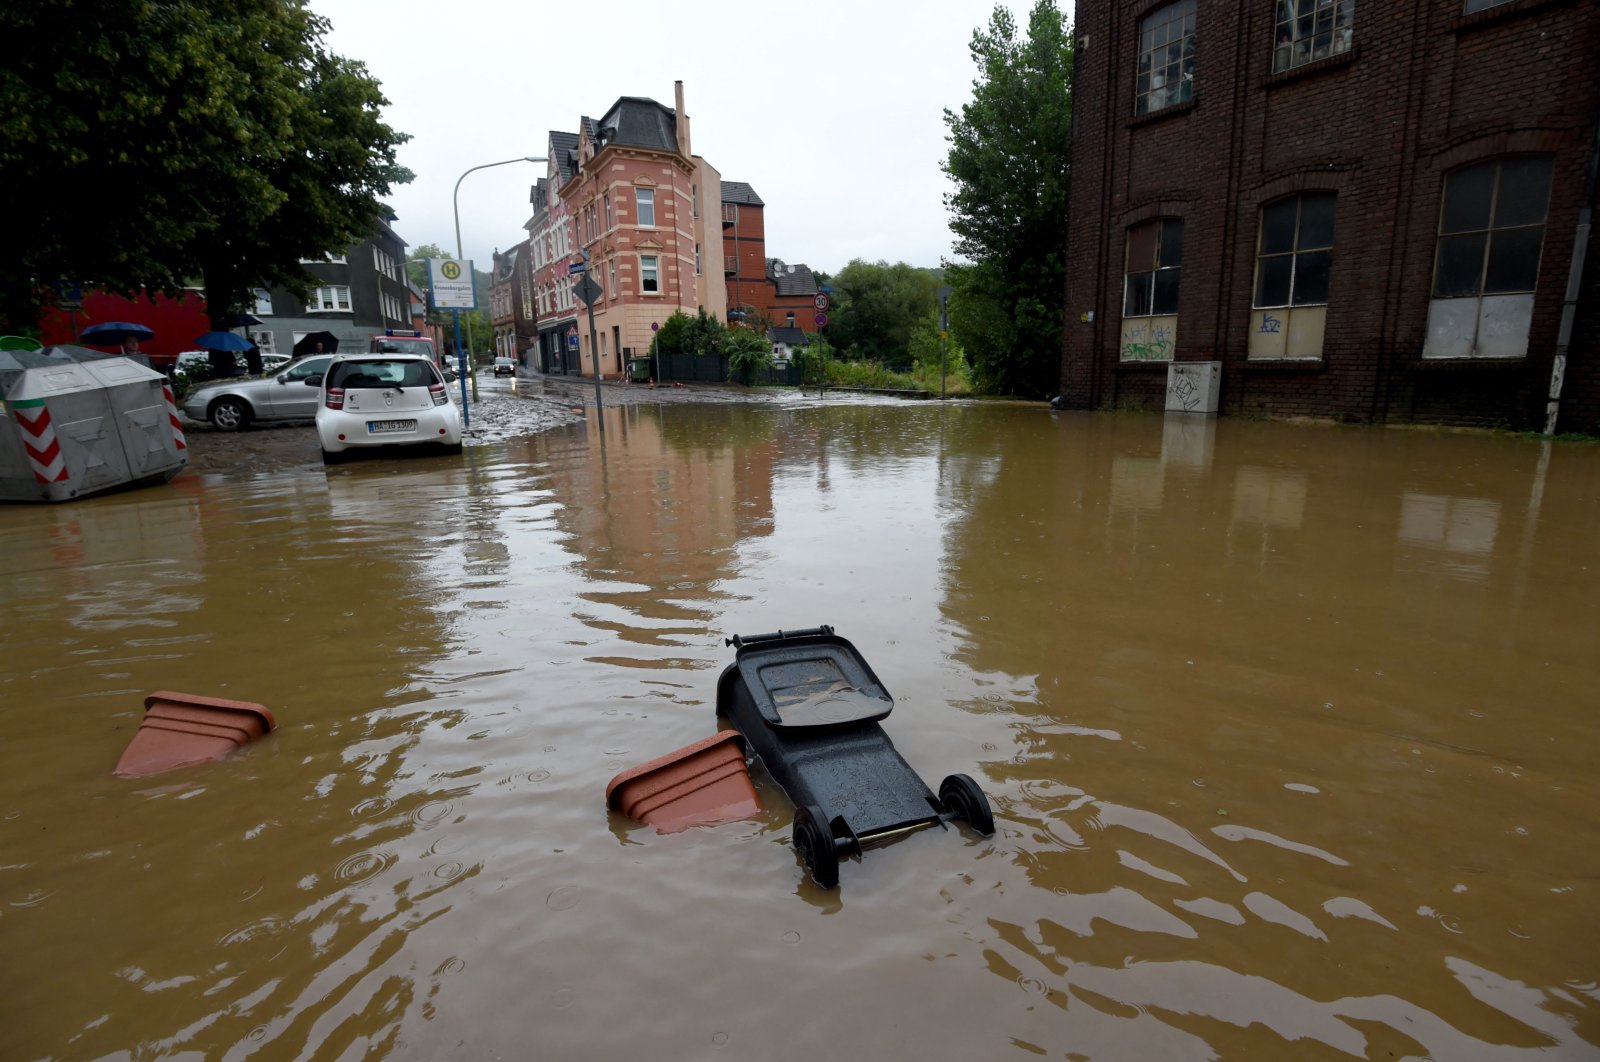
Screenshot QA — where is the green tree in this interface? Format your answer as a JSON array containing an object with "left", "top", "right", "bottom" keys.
[
  {"left": 406, "top": 244, "right": 449, "bottom": 294},
  {"left": 943, "top": 0, "right": 1073, "bottom": 397},
  {"left": 651, "top": 310, "right": 694, "bottom": 355},
  {"left": 682, "top": 307, "right": 726, "bottom": 356},
  {"left": 829, "top": 259, "right": 942, "bottom": 367},
  {"left": 0, "top": 0, "right": 411, "bottom": 326}
]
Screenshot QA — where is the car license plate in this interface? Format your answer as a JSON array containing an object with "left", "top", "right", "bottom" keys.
[{"left": 367, "top": 419, "right": 416, "bottom": 434}]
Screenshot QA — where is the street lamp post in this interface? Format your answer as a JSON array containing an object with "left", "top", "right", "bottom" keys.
[{"left": 452, "top": 156, "right": 546, "bottom": 408}]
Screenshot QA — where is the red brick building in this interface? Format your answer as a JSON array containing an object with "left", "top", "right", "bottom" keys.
[
  {"left": 555, "top": 83, "right": 727, "bottom": 379},
  {"left": 1060, "top": 0, "right": 1600, "bottom": 432},
  {"left": 489, "top": 245, "right": 534, "bottom": 361},
  {"left": 721, "top": 182, "right": 767, "bottom": 322}
]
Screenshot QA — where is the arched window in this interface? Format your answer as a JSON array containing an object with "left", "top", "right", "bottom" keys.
[
  {"left": 1249, "top": 192, "right": 1335, "bottom": 360},
  {"left": 1120, "top": 217, "right": 1183, "bottom": 361},
  {"left": 1425, "top": 157, "right": 1552, "bottom": 358}
]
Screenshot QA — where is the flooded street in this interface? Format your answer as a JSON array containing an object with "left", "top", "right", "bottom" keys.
[{"left": 2, "top": 393, "right": 1597, "bottom": 1060}]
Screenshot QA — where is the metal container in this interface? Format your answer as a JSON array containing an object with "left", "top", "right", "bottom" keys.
[{"left": 0, "top": 346, "right": 187, "bottom": 502}]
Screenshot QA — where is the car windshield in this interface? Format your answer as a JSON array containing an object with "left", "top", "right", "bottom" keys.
[
  {"left": 329, "top": 359, "right": 437, "bottom": 389},
  {"left": 371, "top": 339, "right": 434, "bottom": 355}
]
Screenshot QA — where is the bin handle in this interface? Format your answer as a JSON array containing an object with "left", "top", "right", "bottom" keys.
[{"left": 726, "top": 625, "right": 834, "bottom": 649}]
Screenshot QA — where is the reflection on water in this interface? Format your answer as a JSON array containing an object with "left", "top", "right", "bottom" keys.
[{"left": 1, "top": 403, "right": 1597, "bottom": 1059}]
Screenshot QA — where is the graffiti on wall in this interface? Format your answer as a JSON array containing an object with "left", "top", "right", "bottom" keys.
[{"left": 1120, "top": 316, "right": 1176, "bottom": 361}]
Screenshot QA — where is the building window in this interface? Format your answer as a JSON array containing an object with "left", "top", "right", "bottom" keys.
[
  {"left": 1250, "top": 193, "right": 1335, "bottom": 359},
  {"left": 609, "top": 261, "right": 618, "bottom": 300},
  {"left": 636, "top": 188, "right": 656, "bottom": 227},
  {"left": 1273, "top": 0, "right": 1354, "bottom": 73},
  {"left": 692, "top": 184, "right": 699, "bottom": 218},
  {"left": 308, "top": 285, "right": 351, "bottom": 312},
  {"left": 251, "top": 329, "right": 275, "bottom": 353},
  {"left": 299, "top": 253, "right": 347, "bottom": 265},
  {"left": 1463, "top": 0, "right": 1513, "bottom": 10},
  {"left": 252, "top": 288, "right": 273, "bottom": 315},
  {"left": 1425, "top": 156, "right": 1552, "bottom": 359},
  {"left": 640, "top": 255, "right": 660, "bottom": 294},
  {"left": 695, "top": 243, "right": 702, "bottom": 275},
  {"left": 1136, "top": 0, "right": 1195, "bottom": 116},
  {"left": 786, "top": 312, "right": 796, "bottom": 328},
  {"left": 604, "top": 192, "right": 613, "bottom": 231},
  {"left": 1120, "top": 218, "right": 1183, "bottom": 361}
]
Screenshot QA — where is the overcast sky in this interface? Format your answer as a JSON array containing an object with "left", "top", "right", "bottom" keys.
[{"left": 308, "top": 0, "right": 1069, "bottom": 277}]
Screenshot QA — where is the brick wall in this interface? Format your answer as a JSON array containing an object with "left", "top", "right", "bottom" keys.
[{"left": 1062, "top": 0, "right": 1600, "bottom": 431}]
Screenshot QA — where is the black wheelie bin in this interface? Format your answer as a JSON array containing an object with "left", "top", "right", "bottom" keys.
[{"left": 715, "top": 625, "right": 994, "bottom": 887}]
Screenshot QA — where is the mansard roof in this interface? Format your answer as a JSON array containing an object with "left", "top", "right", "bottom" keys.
[{"left": 721, "top": 181, "right": 764, "bottom": 207}]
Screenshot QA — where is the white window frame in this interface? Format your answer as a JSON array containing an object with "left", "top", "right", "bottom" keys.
[
  {"left": 308, "top": 285, "right": 351, "bottom": 313},
  {"left": 640, "top": 255, "right": 660, "bottom": 294},
  {"left": 251, "top": 329, "right": 275, "bottom": 353},
  {"left": 252, "top": 288, "right": 273, "bottom": 315},
  {"left": 636, "top": 188, "right": 656, "bottom": 227}
]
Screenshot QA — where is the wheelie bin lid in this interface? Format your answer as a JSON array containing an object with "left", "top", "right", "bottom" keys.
[{"left": 727, "top": 627, "right": 893, "bottom": 731}]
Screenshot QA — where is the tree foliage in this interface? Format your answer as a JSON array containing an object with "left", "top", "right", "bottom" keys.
[
  {"left": 828, "top": 259, "right": 943, "bottom": 367},
  {"left": 943, "top": 0, "right": 1073, "bottom": 397},
  {"left": 0, "top": 0, "right": 411, "bottom": 326}
]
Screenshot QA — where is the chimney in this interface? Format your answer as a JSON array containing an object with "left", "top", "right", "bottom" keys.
[{"left": 674, "top": 80, "right": 691, "bottom": 157}]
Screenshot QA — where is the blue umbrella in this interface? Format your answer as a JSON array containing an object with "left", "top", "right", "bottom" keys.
[
  {"left": 80, "top": 322, "right": 155, "bottom": 344},
  {"left": 194, "top": 331, "right": 253, "bottom": 352}
]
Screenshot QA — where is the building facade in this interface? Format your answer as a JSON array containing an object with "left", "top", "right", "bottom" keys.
[
  {"left": 528, "top": 148, "right": 582, "bottom": 375},
  {"left": 721, "top": 182, "right": 767, "bottom": 323},
  {"left": 489, "top": 245, "right": 528, "bottom": 360},
  {"left": 253, "top": 216, "right": 413, "bottom": 358},
  {"left": 765, "top": 258, "right": 822, "bottom": 332},
  {"left": 548, "top": 82, "right": 728, "bottom": 379},
  {"left": 1060, "top": 0, "right": 1600, "bottom": 432}
]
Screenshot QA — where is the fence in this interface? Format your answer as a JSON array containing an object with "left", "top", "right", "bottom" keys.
[{"left": 652, "top": 352, "right": 806, "bottom": 388}]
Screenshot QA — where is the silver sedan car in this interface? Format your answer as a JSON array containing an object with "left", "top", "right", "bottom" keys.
[{"left": 181, "top": 354, "right": 335, "bottom": 431}]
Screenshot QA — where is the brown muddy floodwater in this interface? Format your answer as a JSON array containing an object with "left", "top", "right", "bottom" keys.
[{"left": 1, "top": 396, "right": 1597, "bottom": 1060}]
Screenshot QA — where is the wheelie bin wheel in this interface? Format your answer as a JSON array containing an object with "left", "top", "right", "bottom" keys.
[
  {"left": 793, "top": 804, "right": 840, "bottom": 888},
  {"left": 940, "top": 774, "right": 996, "bottom": 836}
]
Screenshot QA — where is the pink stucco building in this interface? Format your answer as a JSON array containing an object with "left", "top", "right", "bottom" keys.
[{"left": 526, "top": 82, "right": 727, "bottom": 378}]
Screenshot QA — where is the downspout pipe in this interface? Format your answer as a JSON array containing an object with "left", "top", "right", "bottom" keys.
[{"left": 1546, "top": 117, "right": 1600, "bottom": 435}]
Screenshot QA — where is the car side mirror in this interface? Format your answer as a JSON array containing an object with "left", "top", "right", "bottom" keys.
[{"left": 305, "top": 375, "right": 323, "bottom": 386}]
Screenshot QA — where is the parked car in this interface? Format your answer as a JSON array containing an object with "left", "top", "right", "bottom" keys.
[
  {"left": 315, "top": 354, "right": 462, "bottom": 464},
  {"left": 175, "top": 350, "right": 290, "bottom": 377},
  {"left": 175, "top": 350, "right": 246, "bottom": 377},
  {"left": 493, "top": 357, "right": 516, "bottom": 377},
  {"left": 181, "top": 354, "right": 336, "bottom": 431}
]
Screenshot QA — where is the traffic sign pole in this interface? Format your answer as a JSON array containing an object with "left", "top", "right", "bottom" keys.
[
  {"left": 937, "top": 285, "right": 952, "bottom": 400},
  {"left": 573, "top": 268, "right": 605, "bottom": 431},
  {"left": 452, "top": 309, "right": 470, "bottom": 427},
  {"left": 814, "top": 311, "right": 829, "bottom": 398}
]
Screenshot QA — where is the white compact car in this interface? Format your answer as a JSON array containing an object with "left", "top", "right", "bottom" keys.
[{"left": 315, "top": 354, "right": 463, "bottom": 464}]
